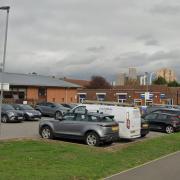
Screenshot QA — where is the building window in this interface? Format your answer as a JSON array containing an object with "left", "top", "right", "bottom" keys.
[
  {"left": 96, "top": 93, "right": 106, "bottom": 101},
  {"left": 38, "top": 87, "right": 47, "bottom": 97},
  {"left": 19, "top": 92, "right": 25, "bottom": 99},
  {"left": 160, "top": 93, "right": 165, "bottom": 99},
  {"left": 4, "top": 92, "right": 12, "bottom": 99},
  {"left": 134, "top": 99, "right": 142, "bottom": 106},
  {"left": 116, "top": 93, "right": 127, "bottom": 103},
  {"left": 78, "top": 93, "right": 87, "bottom": 103},
  {"left": 146, "top": 99, "right": 153, "bottom": 106}
]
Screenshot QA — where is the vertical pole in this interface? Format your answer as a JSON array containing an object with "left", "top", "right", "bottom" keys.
[
  {"left": 177, "top": 90, "right": 179, "bottom": 105},
  {"left": 0, "top": 9, "right": 9, "bottom": 134}
]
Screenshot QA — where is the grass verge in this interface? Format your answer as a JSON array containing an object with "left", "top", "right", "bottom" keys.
[{"left": 0, "top": 133, "right": 180, "bottom": 180}]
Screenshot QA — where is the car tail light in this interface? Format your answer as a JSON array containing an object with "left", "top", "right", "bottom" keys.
[
  {"left": 126, "top": 119, "right": 130, "bottom": 129},
  {"left": 176, "top": 116, "right": 180, "bottom": 119}
]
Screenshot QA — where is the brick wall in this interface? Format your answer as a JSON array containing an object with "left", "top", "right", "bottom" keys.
[
  {"left": 27, "top": 87, "right": 38, "bottom": 101},
  {"left": 78, "top": 85, "right": 180, "bottom": 105},
  {"left": 47, "top": 88, "right": 78, "bottom": 103}
]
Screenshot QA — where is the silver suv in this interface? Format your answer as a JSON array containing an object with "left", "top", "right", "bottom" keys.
[
  {"left": 35, "top": 102, "right": 70, "bottom": 119},
  {"left": 39, "top": 112, "right": 119, "bottom": 146}
]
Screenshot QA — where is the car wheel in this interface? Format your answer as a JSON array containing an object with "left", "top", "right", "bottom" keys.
[
  {"left": 105, "top": 141, "right": 113, "bottom": 146},
  {"left": 24, "top": 114, "right": 30, "bottom": 121},
  {"left": 85, "top": 132, "right": 100, "bottom": 146},
  {"left": 1, "top": 115, "right": 8, "bottom": 123},
  {"left": 165, "top": 125, "right": 174, "bottom": 134},
  {"left": 40, "top": 126, "right": 53, "bottom": 139},
  {"left": 55, "top": 111, "right": 62, "bottom": 120},
  {"left": 141, "top": 134, "right": 147, "bottom": 138}
]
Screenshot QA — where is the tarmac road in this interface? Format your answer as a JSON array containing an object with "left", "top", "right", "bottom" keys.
[
  {"left": 0, "top": 118, "right": 164, "bottom": 141},
  {"left": 105, "top": 151, "right": 180, "bottom": 180}
]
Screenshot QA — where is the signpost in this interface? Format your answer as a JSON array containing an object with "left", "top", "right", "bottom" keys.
[
  {"left": 0, "top": 83, "right": 9, "bottom": 91},
  {"left": 0, "top": 6, "right": 10, "bottom": 135}
]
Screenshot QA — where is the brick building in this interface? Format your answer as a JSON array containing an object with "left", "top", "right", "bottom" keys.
[
  {"left": 0, "top": 72, "right": 80, "bottom": 104},
  {"left": 77, "top": 85, "right": 180, "bottom": 106}
]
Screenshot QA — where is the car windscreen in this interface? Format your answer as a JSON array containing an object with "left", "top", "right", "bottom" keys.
[
  {"left": 2, "top": 104, "right": 15, "bottom": 110},
  {"left": 19, "top": 105, "right": 34, "bottom": 110},
  {"left": 54, "top": 103, "right": 64, "bottom": 108}
]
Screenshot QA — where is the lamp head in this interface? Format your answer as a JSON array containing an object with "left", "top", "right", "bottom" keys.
[{"left": 0, "top": 6, "right": 10, "bottom": 11}]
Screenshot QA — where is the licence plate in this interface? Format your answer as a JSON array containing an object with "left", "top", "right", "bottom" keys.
[
  {"left": 18, "top": 117, "right": 23, "bottom": 120},
  {"left": 112, "top": 126, "right": 119, "bottom": 131},
  {"left": 130, "top": 130, "right": 136, "bottom": 134},
  {"left": 142, "top": 124, "right": 149, "bottom": 128}
]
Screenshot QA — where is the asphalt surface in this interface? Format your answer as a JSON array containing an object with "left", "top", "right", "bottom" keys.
[
  {"left": 105, "top": 151, "right": 180, "bottom": 180},
  {"left": 0, "top": 117, "right": 165, "bottom": 143}
]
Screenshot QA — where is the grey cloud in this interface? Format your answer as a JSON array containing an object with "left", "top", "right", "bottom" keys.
[
  {"left": 151, "top": 4, "right": 180, "bottom": 15},
  {"left": 136, "top": 34, "right": 159, "bottom": 46},
  {"left": 145, "top": 39, "right": 159, "bottom": 46},
  {"left": 87, "top": 46, "right": 105, "bottom": 53}
]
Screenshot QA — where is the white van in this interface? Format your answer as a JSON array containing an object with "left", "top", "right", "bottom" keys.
[{"left": 72, "top": 104, "right": 141, "bottom": 139}]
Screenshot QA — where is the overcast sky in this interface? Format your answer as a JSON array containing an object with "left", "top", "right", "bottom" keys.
[{"left": 0, "top": 0, "right": 180, "bottom": 81}]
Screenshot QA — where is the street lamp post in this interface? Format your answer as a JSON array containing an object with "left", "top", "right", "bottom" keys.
[{"left": 0, "top": 6, "right": 10, "bottom": 134}]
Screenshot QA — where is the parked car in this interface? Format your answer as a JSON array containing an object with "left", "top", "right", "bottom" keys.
[
  {"left": 144, "top": 112, "right": 180, "bottom": 134},
  {"left": 35, "top": 102, "right": 70, "bottom": 119},
  {"left": 39, "top": 112, "right": 119, "bottom": 146},
  {"left": 1, "top": 104, "right": 24, "bottom": 123},
  {"left": 141, "top": 118, "right": 149, "bottom": 137},
  {"left": 12, "top": 104, "right": 41, "bottom": 121}
]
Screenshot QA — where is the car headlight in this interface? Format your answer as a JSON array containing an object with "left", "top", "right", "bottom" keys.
[
  {"left": 26, "top": 112, "right": 33, "bottom": 116},
  {"left": 7, "top": 112, "right": 15, "bottom": 117},
  {"left": 38, "top": 111, "right": 42, "bottom": 115}
]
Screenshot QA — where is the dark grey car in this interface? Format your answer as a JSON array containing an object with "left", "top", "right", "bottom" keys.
[
  {"left": 13, "top": 104, "right": 41, "bottom": 121},
  {"left": 1, "top": 104, "right": 24, "bottom": 123},
  {"left": 39, "top": 112, "right": 119, "bottom": 146},
  {"left": 35, "top": 102, "right": 70, "bottom": 119}
]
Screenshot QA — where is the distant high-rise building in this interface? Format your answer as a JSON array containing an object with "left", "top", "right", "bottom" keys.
[
  {"left": 116, "top": 73, "right": 126, "bottom": 86},
  {"left": 156, "top": 68, "right": 177, "bottom": 82},
  {"left": 129, "top": 67, "right": 137, "bottom": 80},
  {"left": 139, "top": 72, "right": 156, "bottom": 85}
]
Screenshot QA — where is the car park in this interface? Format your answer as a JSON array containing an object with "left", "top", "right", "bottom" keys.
[
  {"left": 1, "top": 104, "right": 24, "bottom": 123},
  {"left": 12, "top": 104, "right": 41, "bottom": 121},
  {"left": 140, "top": 118, "right": 150, "bottom": 137},
  {"left": 35, "top": 102, "right": 70, "bottom": 119},
  {"left": 144, "top": 112, "right": 180, "bottom": 134},
  {"left": 39, "top": 112, "right": 119, "bottom": 146}
]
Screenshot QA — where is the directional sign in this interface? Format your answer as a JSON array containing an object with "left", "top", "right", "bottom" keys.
[{"left": 0, "top": 83, "right": 9, "bottom": 91}]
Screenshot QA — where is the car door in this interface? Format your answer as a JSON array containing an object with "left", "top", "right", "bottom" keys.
[
  {"left": 38, "top": 103, "right": 49, "bottom": 115},
  {"left": 156, "top": 114, "right": 168, "bottom": 131},
  {"left": 54, "top": 113, "right": 84, "bottom": 137},
  {"left": 144, "top": 113, "right": 158, "bottom": 129},
  {"left": 45, "top": 103, "right": 56, "bottom": 116}
]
